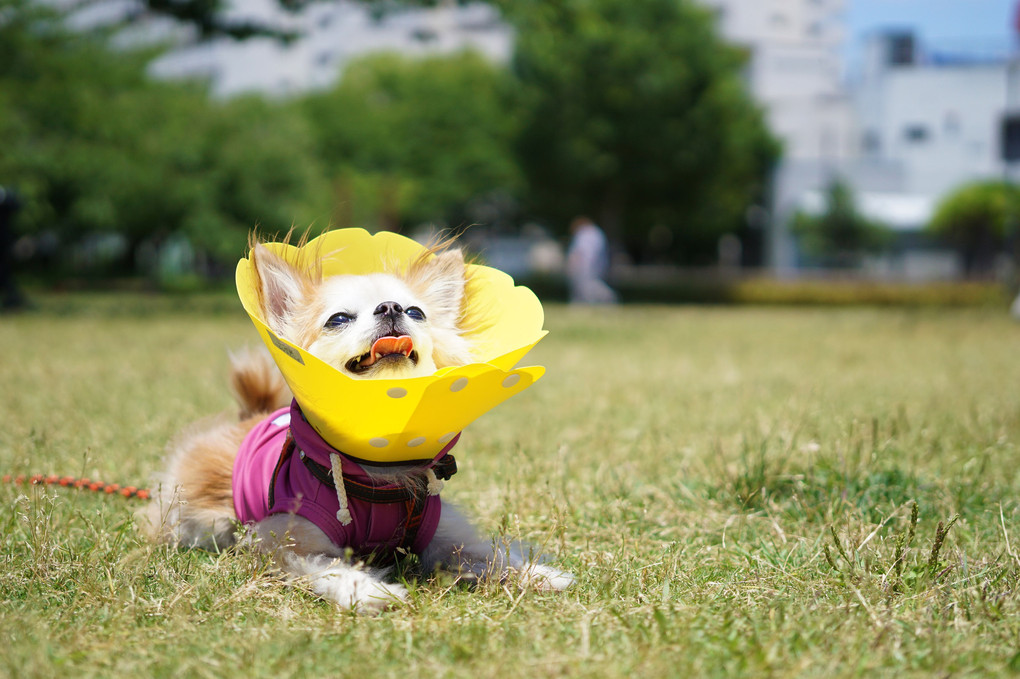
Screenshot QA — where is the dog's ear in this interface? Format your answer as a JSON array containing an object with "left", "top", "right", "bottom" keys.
[
  {"left": 414, "top": 249, "right": 467, "bottom": 330},
  {"left": 408, "top": 248, "right": 473, "bottom": 368},
  {"left": 252, "top": 244, "right": 308, "bottom": 337}
]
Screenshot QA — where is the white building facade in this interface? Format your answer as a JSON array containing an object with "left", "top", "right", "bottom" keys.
[
  {"left": 856, "top": 33, "right": 1016, "bottom": 197},
  {"left": 699, "top": 0, "right": 856, "bottom": 162},
  {"left": 695, "top": 0, "right": 863, "bottom": 271}
]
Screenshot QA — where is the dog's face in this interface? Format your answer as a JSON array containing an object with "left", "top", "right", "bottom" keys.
[
  {"left": 252, "top": 243, "right": 472, "bottom": 379},
  {"left": 307, "top": 273, "right": 441, "bottom": 378}
]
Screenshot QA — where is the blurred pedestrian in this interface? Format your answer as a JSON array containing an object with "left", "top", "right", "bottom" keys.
[
  {"left": 566, "top": 216, "right": 617, "bottom": 305},
  {"left": 0, "top": 186, "right": 27, "bottom": 311}
]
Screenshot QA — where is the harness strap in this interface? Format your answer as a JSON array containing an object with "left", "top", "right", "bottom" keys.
[
  {"left": 432, "top": 454, "right": 459, "bottom": 481},
  {"left": 266, "top": 432, "right": 294, "bottom": 511},
  {"left": 297, "top": 446, "right": 456, "bottom": 500}
]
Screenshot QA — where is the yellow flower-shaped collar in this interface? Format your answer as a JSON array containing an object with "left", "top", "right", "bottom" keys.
[{"left": 235, "top": 228, "right": 546, "bottom": 463}]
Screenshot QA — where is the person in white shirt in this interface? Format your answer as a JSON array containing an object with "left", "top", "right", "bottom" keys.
[{"left": 566, "top": 216, "right": 617, "bottom": 305}]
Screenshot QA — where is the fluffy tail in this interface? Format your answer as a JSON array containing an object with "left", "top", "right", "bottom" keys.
[{"left": 228, "top": 347, "right": 291, "bottom": 419}]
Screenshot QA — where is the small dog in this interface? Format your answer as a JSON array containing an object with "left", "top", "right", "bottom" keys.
[{"left": 142, "top": 236, "right": 572, "bottom": 612}]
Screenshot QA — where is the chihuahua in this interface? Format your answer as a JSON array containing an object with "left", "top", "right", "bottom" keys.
[{"left": 141, "top": 235, "right": 572, "bottom": 613}]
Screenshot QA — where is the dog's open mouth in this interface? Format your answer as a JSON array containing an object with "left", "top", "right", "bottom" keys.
[{"left": 346, "top": 335, "right": 418, "bottom": 374}]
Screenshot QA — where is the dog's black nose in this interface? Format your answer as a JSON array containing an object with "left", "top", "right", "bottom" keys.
[{"left": 373, "top": 301, "right": 403, "bottom": 317}]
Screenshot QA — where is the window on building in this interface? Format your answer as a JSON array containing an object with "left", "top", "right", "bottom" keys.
[
  {"left": 944, "top": 111, "right": 961, "bottom": 136},
  {"left": 411, "top": 28, "right": 438, "bottom": 43},
  {"left": 820, "top": 128, "right": 837, "bottom": 158},
  {"left": 903, "top": 124, "right": 929, "bottom": 143},
  {"left": 862, "top": 129, "right": 881, "bottom": 154},
  {"left": 887, "top": 34, "right": 916, "bottom": 66}
]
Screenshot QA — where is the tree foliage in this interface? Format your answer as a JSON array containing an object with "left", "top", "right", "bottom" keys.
[
  {"left": 139, "top": 0, "right": 310, "bottom": 41},
  {"left": 0, "top": 0, "right": 327, "bottom": 270},
  {"left": 132, "top": 0, "right": 457, "bottom": 41},
  {"left": 299, "top": 52, "right": 521, "bottom": 231},
  {"left": 929, "top": 180, "right": 1018, "bottom": 276},
  {"left": 791, "top": 179, "right": 891, "bottom": 268},
  {"left": 2, "top": 0, "right": 786, "bottom": 277},
  {"left": 1, "top": 1, "right": 517, "bottom": 274},
  {"left": 507, "top": 0, "right": 779, "bottom": 263}
]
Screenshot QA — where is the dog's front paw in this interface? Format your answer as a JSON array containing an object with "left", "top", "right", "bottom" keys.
[
  {"left": 517, "top": 563, "right": 575, "bottom": 592},
  {"left": 313, "top": 568, "right": 408, "bottom": 614},
  {"left": 284, "top": 553, "right": 408, "bottom": 614}
]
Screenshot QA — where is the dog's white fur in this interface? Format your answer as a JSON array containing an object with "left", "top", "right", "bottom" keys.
[{"left": 141, "top": 238, "right": 572, "bottom": 613}]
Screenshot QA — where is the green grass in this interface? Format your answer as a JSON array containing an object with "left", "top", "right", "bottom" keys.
[{"left": 2, "top": 293, "right": 1020, "bottom": 677}]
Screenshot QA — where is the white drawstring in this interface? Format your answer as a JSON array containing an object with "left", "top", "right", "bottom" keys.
[
  {"left": 425, "top": 468, "right": 444, "bottom": 496},
  {"left": 329, "top": 452, "right": 353, "bottom": 525}
]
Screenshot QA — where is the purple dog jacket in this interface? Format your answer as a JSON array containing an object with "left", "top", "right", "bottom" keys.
[{"left": 232, "top": 401, "right": 458, "bottom": 561}]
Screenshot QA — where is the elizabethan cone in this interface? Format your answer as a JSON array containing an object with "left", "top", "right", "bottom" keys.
[{"left": 235, "top": 228, "right": 547, "bottom": 463}]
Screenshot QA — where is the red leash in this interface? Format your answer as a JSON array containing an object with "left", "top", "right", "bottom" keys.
[{"left": 2, "top": 474, "right": 150, "bottom": 500}]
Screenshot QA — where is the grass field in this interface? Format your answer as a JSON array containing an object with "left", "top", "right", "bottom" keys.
[{"left": 2, "top": 293, "right": 1019, "bottom": 678}]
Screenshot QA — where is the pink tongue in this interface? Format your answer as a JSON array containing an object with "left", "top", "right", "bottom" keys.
[{"left": 363, "top": 335, "right": 414, "bottom": 367}]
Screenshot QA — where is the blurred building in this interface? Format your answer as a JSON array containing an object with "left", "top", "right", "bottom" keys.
[
  {"left": 699, "top": 0, "right": 855, "bottom": 162},
  {"left": 148, "top": 0, "right": 511, "bottom": 97},
  {"left": 816, "top": 31, "right": 1016, "bottom": 278},
  {"left": 696, "top": 0, "right": 860, "bottom": 272},
  {"left": 856, "top": 32, "right": 1017, "bottom": 197},
  {"left": 699, "top": 1, "right": 1015, "bottom": 278}
]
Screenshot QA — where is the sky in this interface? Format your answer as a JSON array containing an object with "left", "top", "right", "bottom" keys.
[{"left": 844, "top": 0, "right": 1017, "bottom": 71}]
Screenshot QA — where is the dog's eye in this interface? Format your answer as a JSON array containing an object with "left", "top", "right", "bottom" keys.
[
  {"left": 405, "top": 306, "right": 426, "bottom": 322},
  {"left": 324, "top": 312, "right": 355, "bottom": 329}
]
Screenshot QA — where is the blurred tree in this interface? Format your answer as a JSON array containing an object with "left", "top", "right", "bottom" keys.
[
  {"left": 0, "top": 0, "right": 329, "bottom": 273},
  {"left": 790, "top": 179, "right": 891, "bottom": 268},
  {"left": 299, "top": 52, "right": 521, "bottom": 230},
  {"left": 137, "top": 0, "right": 311, "bottom": 41},
  {"left": 89, "top": 0, "right": 477, "bottom": 42},
  {"left": 506, "top": 0, "right": 779, "bottom": 264},
  {"left": 186, "top": 96, "right": 330, "bottom": 260},
  {"left": 0, "top": 1, "right": 187, "bottom": 255},
  {"left": 929, "top": 180, "right": 1019, "bottom": 278}
]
